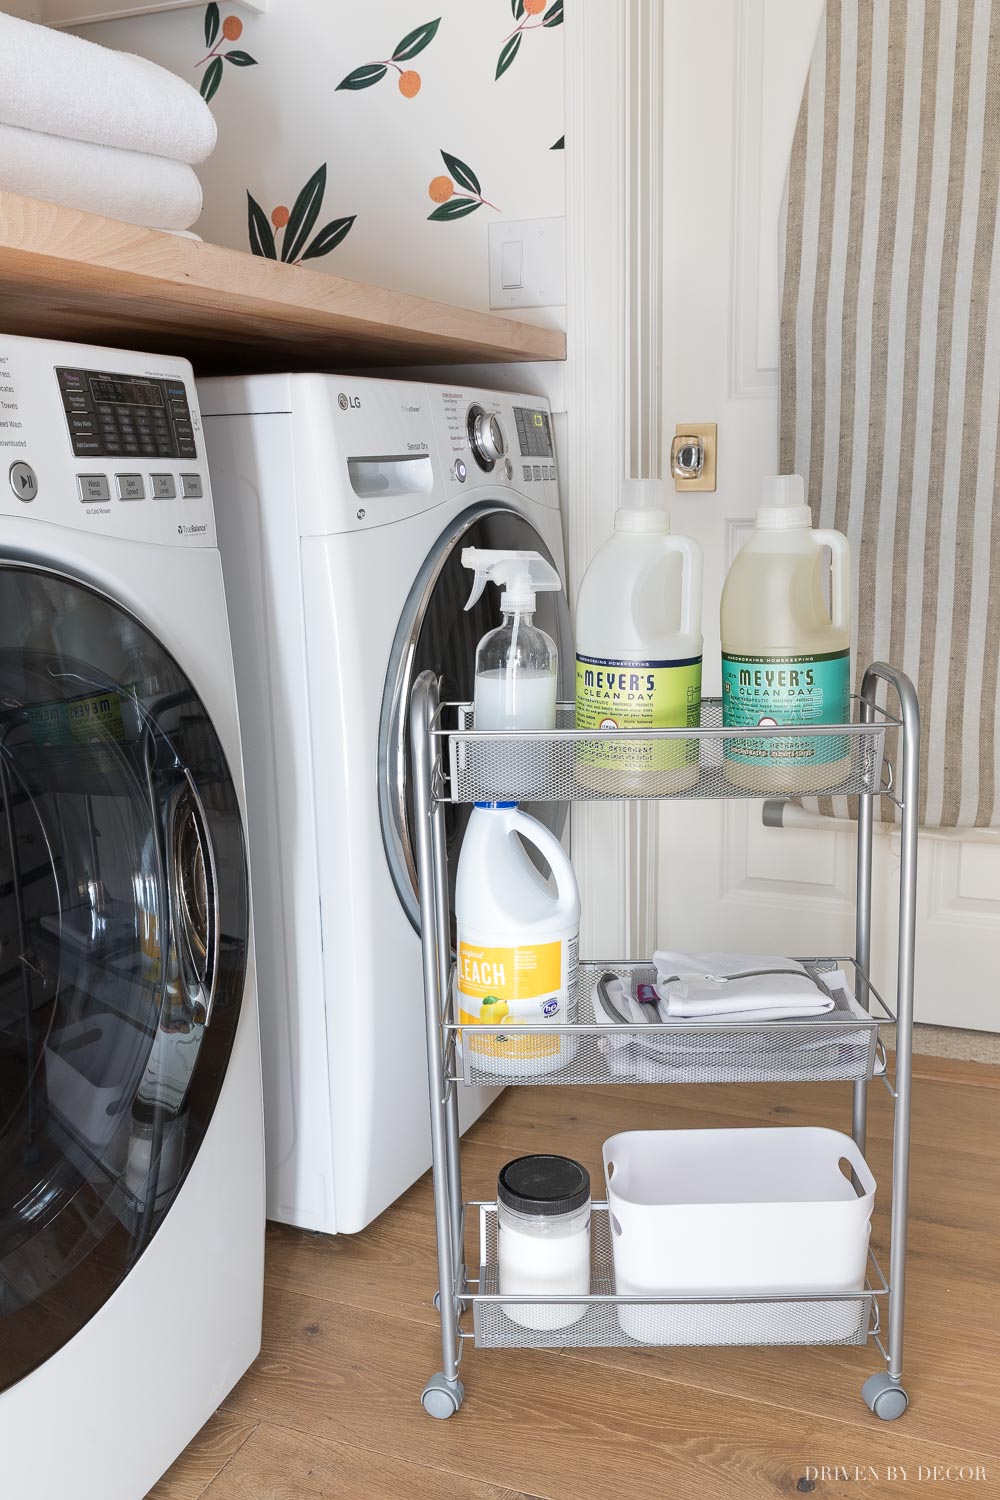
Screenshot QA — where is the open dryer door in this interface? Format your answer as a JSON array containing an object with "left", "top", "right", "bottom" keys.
[
  {"left": 0, "top": 563, "right": 249, "bottom": 1392},
  {"left": 380, "top": 503, "right": 573, "bottom": 934}
]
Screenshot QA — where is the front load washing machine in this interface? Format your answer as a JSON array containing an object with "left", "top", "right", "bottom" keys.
[
  {"left": 0, "top": 334, "right": 264, "bottom": 1499},
  {"left": 200, "top": 375, "right": 571, "bottom": 1233}
]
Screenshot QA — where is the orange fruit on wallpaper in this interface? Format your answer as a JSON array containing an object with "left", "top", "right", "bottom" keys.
[
  {"left": 271, "top": 205, "right": 290, "bottom": 228},
  {"left": 398, "top": 69, "right": 421, "bottom": 97},
  {"left": 428, "top": 175, "right": 453, "bottom": 204},
  {"left": 524, "top": 0, "right": 546, "bottom": 13},
  {"left": 222, "top": 14, "right": 243, "bottom": 39}
]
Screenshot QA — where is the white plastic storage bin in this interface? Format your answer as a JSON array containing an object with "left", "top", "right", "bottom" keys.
[{"left": 603, "top": 1127, "right": 875, "bottom": 1345}]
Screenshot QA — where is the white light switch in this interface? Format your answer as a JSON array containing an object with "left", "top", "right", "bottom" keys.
[
  {"left": 489, "top": 216, "right": 566, "bottom": 309},
  {"left": 501, "top": 240, "right": 524, "bottom": 290}
]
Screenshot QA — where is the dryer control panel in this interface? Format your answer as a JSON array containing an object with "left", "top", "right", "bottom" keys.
[{"left": 0, "top": 333, "right": 216, "bottom": 546}]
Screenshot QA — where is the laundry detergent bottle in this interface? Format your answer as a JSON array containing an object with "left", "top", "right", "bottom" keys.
[
  {"left": 462, "top": 548, "right": 561, "bottom": 730},
  {"left": 574, "top": 478, "right": 703, "bottom": 792},
  {"left": 721, "top": 474, "right": 851, "bottom": 791},
  {"left": 455, "top": 802, "right": 580, "bottom": 1079}
]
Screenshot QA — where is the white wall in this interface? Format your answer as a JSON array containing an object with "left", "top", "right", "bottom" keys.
[{"left": 75, "top": 0, "right": 566, "bottom": 323}]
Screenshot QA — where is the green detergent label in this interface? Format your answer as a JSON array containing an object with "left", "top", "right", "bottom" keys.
[
  {"left": 575, "top": 653, "right": 702, "bottom": 771},
  {"left": 721, "top": 649, "right": 850, "bottom": 768}
]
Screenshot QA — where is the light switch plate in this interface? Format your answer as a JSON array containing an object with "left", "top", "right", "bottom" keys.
[{"left": 489, "top": 217, "right": 566, "bottom": 309}]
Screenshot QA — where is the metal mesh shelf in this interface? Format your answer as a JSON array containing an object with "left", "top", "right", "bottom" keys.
[
  {"left": 437, "top": 698, "right": 893, "bottom": 804},
  {"left": 451, "top": 959, "right": 882, "bottom": 1088},
  {"left": 470, "top": 1203, "right": 883, "bottom": 1350}
]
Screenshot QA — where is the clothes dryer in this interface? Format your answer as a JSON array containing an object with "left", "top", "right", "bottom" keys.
[
  {"left": 200, "top": 375, "right": 570, "bottom": 1233},
  {"left": 0, "top": 335, "right": 263, "bottom": 1499}
]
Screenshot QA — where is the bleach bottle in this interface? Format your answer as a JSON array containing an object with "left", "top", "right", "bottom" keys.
[
  {"left": 462, "top": 548, "right": 562, "bottom": 730},
  {"left": 721, "top": 475, "right": 851, "bottom": 791},
  {"left": 575, "top": 478, "right": 703, "bottom": 792},
  {"left": 455, "top": 802, "right": 580, "bottom": 1079}
]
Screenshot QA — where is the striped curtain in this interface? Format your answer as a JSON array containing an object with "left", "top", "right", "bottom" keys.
[{"left": 779, "top": 0, "right": 1000, "bottom": 827}]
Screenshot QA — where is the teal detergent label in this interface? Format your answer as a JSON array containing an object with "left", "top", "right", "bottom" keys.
[
  {"left": 576, "top": 653, "right": 702, "bottom": 771},
  {"left": 721, "top": 649, "right": 850, "bottom": 768}
]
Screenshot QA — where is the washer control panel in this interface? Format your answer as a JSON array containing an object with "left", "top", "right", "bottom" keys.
[
  {"left": 0, "top": 333, "right": 215, "bottom": 546},
  {"left": 57, "top": 367, "right": 198, "bottom": 461}
]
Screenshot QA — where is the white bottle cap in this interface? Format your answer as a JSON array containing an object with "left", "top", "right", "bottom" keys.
[
  {"left": 615, "top": 477, "right": 670, "bottom": 532},
  {"left": 756, "top": 474, "right": 812, "bottom": 529}
]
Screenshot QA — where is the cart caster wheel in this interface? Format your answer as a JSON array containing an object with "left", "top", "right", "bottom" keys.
[
  {"left": 863, "top": 1372, "right": 909, "bottom": 1420},
  {"left": 421, "top": 1373, "right": 464, "bottom": 1418}
]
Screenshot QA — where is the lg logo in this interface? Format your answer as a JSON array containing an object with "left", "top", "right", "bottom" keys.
[{"left": 338, "top": 393, "right": 361, "bottom": 410}]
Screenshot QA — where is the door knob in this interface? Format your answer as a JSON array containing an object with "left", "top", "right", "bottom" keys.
[{"left": 671, "top": 435, "right": 704, "bottom": 479}]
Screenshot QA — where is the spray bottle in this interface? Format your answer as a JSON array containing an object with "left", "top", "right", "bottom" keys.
[{"left": 462, "top": 548, "right": 562, "bottom": 730}]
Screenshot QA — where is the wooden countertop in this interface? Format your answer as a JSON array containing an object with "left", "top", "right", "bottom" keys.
[{"left": 0, "top": 192, "right": 566, "bottom": 373}]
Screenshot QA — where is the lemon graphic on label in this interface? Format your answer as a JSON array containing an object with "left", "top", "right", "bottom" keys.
[{"left": 479, "top": 996, "right": 509, "bottom": 1025}]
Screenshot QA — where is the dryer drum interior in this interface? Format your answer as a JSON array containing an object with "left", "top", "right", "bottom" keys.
[
  {"left": 380, "top": 504, "right": 573, "bottom": 937},
  {"left": 0, "top": 563, "right": 248, "bottom": 1393}
]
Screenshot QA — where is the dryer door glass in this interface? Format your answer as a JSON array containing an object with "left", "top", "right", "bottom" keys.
[
  {"left": 0, "top": 564, "right": 249, "bottom": 1393},
  {"left": 380, "top": 503, "right": 573, "bottom": 933}
]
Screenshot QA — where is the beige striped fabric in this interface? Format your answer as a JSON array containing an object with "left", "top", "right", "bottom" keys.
[{"left": 779, "top": 0, "right": 1000, "bottom": 827}]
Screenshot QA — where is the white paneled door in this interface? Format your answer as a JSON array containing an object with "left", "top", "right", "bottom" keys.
[{"left": 655, "top": 0, "right": 999, "bottom": 1031}]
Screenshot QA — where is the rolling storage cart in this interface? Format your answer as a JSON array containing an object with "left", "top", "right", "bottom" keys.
[{"left": 410, "top": 662, "right": 919, "bottom": 1421}]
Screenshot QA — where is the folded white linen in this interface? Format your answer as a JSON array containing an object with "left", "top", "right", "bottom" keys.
[
  {"left": 0, "top": 122, "right": 203, "bottom": 231},
  {"left": 0, "top": 13, "right": 217, "bottom": 164},
  {"left": 650, "top": 950, "right": 836, "bottom": 1021}
]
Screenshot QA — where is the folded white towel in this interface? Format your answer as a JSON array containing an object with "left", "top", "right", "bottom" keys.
[
  {"left": 0, "top": 13, "right": 217, "bottom": 165},
  {"left": 0, "top": 122, "right": 203, "bottom": 231},
  {"left": 650, "top": 950, "right": 836, "bottom": 1021}
]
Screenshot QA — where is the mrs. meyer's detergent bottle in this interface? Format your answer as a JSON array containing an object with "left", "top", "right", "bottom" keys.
[
  {"left": 574, "top": 479, "right": 703, "bottom": 792},
  {"left": 721, "top": 475, "right": 851, "bottom": 791},
  {"left": 455, "top": 802, "right": 580, "bottom": 1080}
]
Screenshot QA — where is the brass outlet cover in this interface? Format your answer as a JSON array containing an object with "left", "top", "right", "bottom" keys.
[{"left": 672, "top": 421, "right": 717, "bottom": 491}]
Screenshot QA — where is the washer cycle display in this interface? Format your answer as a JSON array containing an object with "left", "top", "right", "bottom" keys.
[{"left": 0, "top": 565, "right": 247, "bottom": 1392}]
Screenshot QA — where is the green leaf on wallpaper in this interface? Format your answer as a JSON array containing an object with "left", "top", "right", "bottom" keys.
[
  {"left": 496, "top": 34, "right": 521, "bottom": 80},
  {"left": 543, "top": 0, "right": 564, "bottom": 26},
  {"left": 428, "top": 197, "right": 481, "bottom": 221},
  {"left": 247, "top": 193, "right": 277, "bottom": 260},
  {"left": 204, "top": 1, "right": 219, "bottom": 48},
  {"left": 440, "top": 151, "right": 480, "bottom": 196},
  {"left": 511, "top": 0, "right": 525, "bottom": 17},
  {"left": 282, "top": 165, "right": 327, "bottom": 264},
  {"left": 225, "top": 50, "right": 257, "bottom": 66},
  {"left": 392, "top": 17, "right": 441, "bottom": 62},
  {"left": 200, "top": 56, "right": 224, "bottom": 102},
  {"left": 551, "top": 134, "right": 565, "bottom": 150},
  {"left": 302, "top": 215, "right": 357, "bottom": 260},
  {"left": 337, "top": 62, "right": 389, "bottom": 90}
]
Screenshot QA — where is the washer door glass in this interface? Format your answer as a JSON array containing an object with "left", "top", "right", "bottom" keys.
[
  {"left": 0, "top": 564, "right": 248, "bottom": 1393},
  {"left": 379, "top": 503, "right": 573, "bottom": 932}
]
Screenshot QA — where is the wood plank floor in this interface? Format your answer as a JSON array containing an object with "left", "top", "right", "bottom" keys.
[{"left": 148, "top": 1058, "right": 1000, "bottom": 1499}]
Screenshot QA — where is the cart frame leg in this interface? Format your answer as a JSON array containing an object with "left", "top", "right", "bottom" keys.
[
  {"left": 861, "top": 663, "right": 919, "bottom": 1403},
  {"left": 411, "top": 672, "right": 464, "bottom": 1412}
]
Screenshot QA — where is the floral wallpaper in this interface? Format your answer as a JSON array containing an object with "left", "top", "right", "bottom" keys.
[{"left": 75, "top": 0, "right": 565, "bottom": 317}]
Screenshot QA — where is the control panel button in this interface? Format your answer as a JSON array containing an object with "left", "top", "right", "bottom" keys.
[
  {"left": 77, "top": 474, "right": 110, "bottom": 503},
  {"left": 116, "top": 473, "right": 145, "bottom": 501},
  {"left": 151, "top": 474, "right": 177, "bottom": 500},
  {"left": 532, "top": 465, "right": 542, "bottom": 482},
  {"left": 180, "top": 473, "right": 204, "bottom": 498},
  {"left": 522, "top": 464, "right": 532, "bottom": 482},
  {"left": 9, "top": 462, "right": 38, "bottom": 502},
  {"left": 454, "top": 460, "right": 467, "bottom": 484}
]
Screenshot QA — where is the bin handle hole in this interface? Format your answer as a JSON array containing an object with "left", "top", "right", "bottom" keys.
[
  {"left": 610, "top": 1213, "right": 623, "bottom": 1236},
  {"left": 607, "top": 1160, "right": 616, "bottom": 1179}
]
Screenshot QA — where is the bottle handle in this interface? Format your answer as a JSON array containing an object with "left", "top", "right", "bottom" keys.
[
  {"left": 661, "top": 534, "right": 704, "bottom": 640},
  {"left": 812, "top": 529, "right": 851, "bottom": 632},
  {"left": 506, "top": 808, "right": 577, "bottom": 916}
]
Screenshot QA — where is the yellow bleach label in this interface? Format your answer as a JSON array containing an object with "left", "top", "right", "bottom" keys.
[{"left": 456, "top": 936, "right": 577, "bottom": 1063}]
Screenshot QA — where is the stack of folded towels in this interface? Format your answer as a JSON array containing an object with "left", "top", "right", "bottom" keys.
[{"left": 0, "top": 12, "right": 216, "bottom": 232}]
